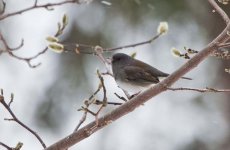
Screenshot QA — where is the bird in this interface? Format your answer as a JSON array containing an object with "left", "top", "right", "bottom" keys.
[{"left": 111, "top": 53, "right": 192, "bottom": 93}]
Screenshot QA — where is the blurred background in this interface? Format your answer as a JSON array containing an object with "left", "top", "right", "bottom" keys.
[{"left": 0, "top": 0, "right": 230, "bottom": 150}]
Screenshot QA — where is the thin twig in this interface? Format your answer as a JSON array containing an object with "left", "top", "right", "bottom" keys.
[
  {"left": 83, "top": 108, "right": 96, "bottom": 116},
  {"left": 74, "top": 110, "right": 88, "bottom": 131},
  {"left": 94, "top": 46, "right": 113, "bottom": 75},
  {"left": 8, "top": 93, "right": 14, "bottom": 107},
  {"left": 0, "top": 142, "right": 12, "bottom": 150},
  {"left": 0, "top": 0, "right": 79, "bottom": 21},
  {"left": 167, "top": 87, "right": 230, "bottom": 93},
  {"left": 8, "top": 39, "right": 24, "bottom": 51},
  {"left": 122, "top": 89, "right": 132, "bottom": 99},
  {"left": 97, "top": 70, "right": 107, "bottom": 106},
  {"left": 0, "top": 92, "right": 46, "bottom": 148},
  {"left": 74, "top": 78, "right": 103, "bottom": 131},
  {"left": 0, "top": 37, "right": 24, "bottom": 52},
  {"left": 94, "top": 100, "right": 122, "bottom": 105},
  {"left": 104, "top": 33, "right": 162, "bottom": 51},
  {"left": 0, "top": 31, "right": 43, "bottom": 67},
  {"left": 93, "top": 105, "right": 104, "bottom": 127},
  {"left": 75, "top": 70, "right": 108, "bottom": 132},
  {"left": 64, "top": 33, "right": 162, "bottom": 55},
  {"left": 88, "top": 84, "right": 102, "bottom": 101},
  {"left": 0, "top": 12, "right": 69, "bottom": 68},
  {"left": 92, "top": 70, "right": 108, "bottom": 127},
  {"left": 114, "top": 93, "right": 127, "bottom": 102}
]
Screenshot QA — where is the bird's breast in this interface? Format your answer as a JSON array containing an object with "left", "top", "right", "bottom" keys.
[{"left": 116, "top": 79, "right": 148, "bottom": 94}]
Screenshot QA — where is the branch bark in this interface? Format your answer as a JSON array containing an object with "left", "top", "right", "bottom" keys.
[
  {"left": 208, "top": 0, "right": 229, "bottom": 24},
  {"left": 44, "top": 1, "right": 230, "bottom": 150},
  {"left": 168, "top": 87, "right": 230, "bottom": 93}
]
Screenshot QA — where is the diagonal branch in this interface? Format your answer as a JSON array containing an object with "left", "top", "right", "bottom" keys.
[
  {"left": 44, "top": 1, "right": 230, "bottom": 150},
  {"left": 0, "top": 142, "right": 12, "bottom": 150}
]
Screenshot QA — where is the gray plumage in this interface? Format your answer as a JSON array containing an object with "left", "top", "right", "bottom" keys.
[{"left": 112, "top": 53, "right": 191, "bottom": 92}]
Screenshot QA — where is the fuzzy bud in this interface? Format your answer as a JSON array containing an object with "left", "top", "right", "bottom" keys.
[
  {"left": 46, "top": 36, "right": 59, "bottom": 43},
  {"left": 171, "top": 47, "right": 181, "bottom": 57},
  {"left": 62, "top": 14, "right": 68, "bottom": 26},
  {"left": 48, "top": 43, "right": 64, "bottom": 53},
  {"left": 157, "top": 22, "right": 169, "bottom": 35}
]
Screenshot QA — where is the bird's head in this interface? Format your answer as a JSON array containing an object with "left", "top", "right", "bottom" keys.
[{"left": 112, "top": 53, "right": 131, "bottom": 66}]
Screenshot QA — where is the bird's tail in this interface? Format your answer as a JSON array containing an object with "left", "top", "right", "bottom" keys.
[
  {"left": 160, "top": 73, "right": 192, "bottom": 80},
  {"left": 181, "top": 76, "right": 192, "bottom": 80}
]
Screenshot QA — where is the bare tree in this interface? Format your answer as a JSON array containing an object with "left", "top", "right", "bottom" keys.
[{"left": 0, "top": 0, "right": 230, "bottom": 150}]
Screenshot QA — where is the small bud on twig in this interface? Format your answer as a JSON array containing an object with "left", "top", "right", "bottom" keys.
[
  {"left": 157, "top": 22, "right": 168, "bottom": 35},
  {"left": 62, "top": 14, "right": 68, "bottom": 26},
  {"left": 46, "top": 36, "right": 59, "bottom": 43},
  {"left": 184, "top": 47, "right": 198, "bottom": 54},
  {"left": 171, "top": 47, "right": 181, "bottom": 57},
  {"left": 48, "top": 43, "right": 64, "bottom": 53},
  {"left": 94, "top": 46, "right": 103, "bottom": 54},
  {"left": 14, "top": 142, "right": 23, "bottom": 150}
]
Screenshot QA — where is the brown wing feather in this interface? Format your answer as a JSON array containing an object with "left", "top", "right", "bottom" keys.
[
  {"left": 131, "top": 59, "right": 169, "bottom": 77},
  {"left": 124, "top": 66, "right": 160, "bottom": 84}
]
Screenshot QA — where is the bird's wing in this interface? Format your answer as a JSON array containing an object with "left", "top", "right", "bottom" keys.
[
  {"left": 123, "top": 66, "right": 160, "bottom": 84},
  {"left": 133, "top": 59, "right": 169, "bottom": 77}
]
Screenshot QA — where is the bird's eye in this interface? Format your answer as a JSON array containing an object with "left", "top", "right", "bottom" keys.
[{"left": 112, "top": 57, "right": 120, "bottom": 62}]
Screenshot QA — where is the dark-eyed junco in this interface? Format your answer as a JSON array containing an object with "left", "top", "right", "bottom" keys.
[{"left": 112, "top": 53, "right": 192, "bottom": 93}]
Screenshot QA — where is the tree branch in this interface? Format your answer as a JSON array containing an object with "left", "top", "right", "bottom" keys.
[
  {"left": 0, "top": 1, "right": 93, "bottom": 68},
  {"left": 168, "top": 87, "right": 230, "bottom": 93},
  {"left": 0, "top": 31, "right": 46, "bottom": 68},
  {"left": 0, "top": 91, "right": 46, "bottom": 148},
  {"left": 0, "top": 13, "right": 70, "bottom": 68},
  {"left": 103, "top": 33, "right": 162, "bottom": 51},
  {"left": 44, "top": 1, "right": 230, "bottom": 149},
  {"left": 0, "top": 142, "right": 12, "bottom": 150},
  {"left": 0, "top": 0, "right": 81, "bottom": 21},
  {"left": 208, "top": 0, "right": 230, "bottom": 24}
]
